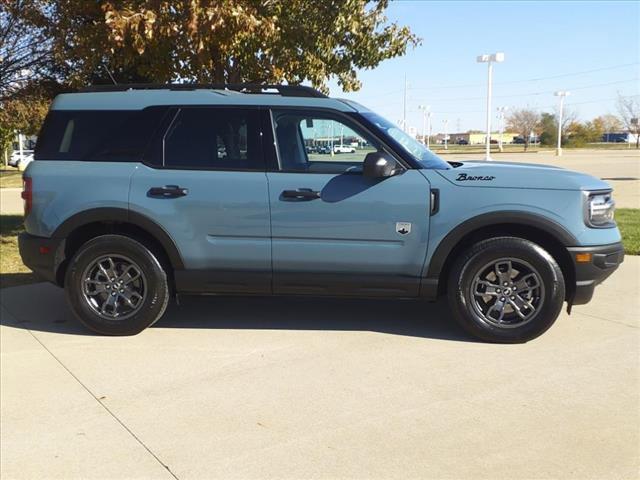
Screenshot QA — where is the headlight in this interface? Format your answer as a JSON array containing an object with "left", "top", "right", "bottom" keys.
[{"left": 584, "top": 191, "right": 616, "bottom": 228}]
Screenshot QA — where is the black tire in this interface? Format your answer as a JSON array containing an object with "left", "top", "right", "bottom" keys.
[
  {"left": 65, "top": 234, "right": 170, "bottom": 335},
  {"left": 447, "top": 237, "right": 565, "bottom": 343}
]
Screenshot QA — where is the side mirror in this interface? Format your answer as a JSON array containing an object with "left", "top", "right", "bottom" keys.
[{"left": 363, "top": 152, "right": 399, "bottom": 178}]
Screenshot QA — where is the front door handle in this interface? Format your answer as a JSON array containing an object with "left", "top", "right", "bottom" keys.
[
  {"left": 281, "top": 188, "right": 321, "bottom": 201},
  {"left": 147, "top": 185, "right": 189, "bottom": 199}
]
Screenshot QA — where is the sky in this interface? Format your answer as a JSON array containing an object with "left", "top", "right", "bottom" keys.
[{"left": 326, "top": 0, "right": 640, "bottom": 134}]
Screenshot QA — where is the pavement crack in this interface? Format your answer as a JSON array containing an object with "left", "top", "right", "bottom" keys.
[
  {"left": 21, "top": 328, "right": 180, "bottom": 480},
  {"left": 575, "top": 311, "right": 638, "bottom": 329}
]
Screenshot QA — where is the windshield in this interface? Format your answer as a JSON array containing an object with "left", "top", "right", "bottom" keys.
[{"left": 360, "top": 112, "right": 450, "bottom": 170}]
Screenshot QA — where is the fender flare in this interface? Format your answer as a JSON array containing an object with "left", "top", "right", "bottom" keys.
[
  {"left": 426, "top": 210, "right": 579, "bottom": 279},
  {"left": 52, "top": 207, "right": 185, "bottom": 270}
]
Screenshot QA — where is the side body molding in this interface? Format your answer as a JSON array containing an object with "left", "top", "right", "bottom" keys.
[{"left": 51, "top": 207, "right": 185, "bottom": 270}]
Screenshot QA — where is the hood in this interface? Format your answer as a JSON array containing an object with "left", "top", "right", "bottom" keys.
[{"left": 436, "top": 161, "right": 610, "bottom": 191}]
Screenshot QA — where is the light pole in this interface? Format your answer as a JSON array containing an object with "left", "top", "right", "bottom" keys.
[
  {"left": 554, "top": 91, "right": 570, "bottom": 156},
  {"left": 330, "top": 120, "right": 335, "bottom": 156},
  {"left": 17, "top": 132, "right": 24, "bottom": 162},
  {"left": 630, "top": 118, "right": 638, "bottom": 149},
  {"left": 418, "top": 105, "right": 430, "bottom": 146},
  {"left": 402, "top": 74, "right": 408, "bottom": 132},
  {"left": 496, "top": 106, "right": 507, "bottom": 152},
  {"left": 443, "top": 119, "right": 449, "bottom": 150},
  {"left": 477, "top": 52, "right": 505, "bottom": 161}
]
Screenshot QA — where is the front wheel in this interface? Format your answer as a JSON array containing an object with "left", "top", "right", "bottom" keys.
[
  {"left": 447, "top": 237, "right": 565, "bottom": 343},
  {"left": 65, "top": 234, "right": 170, "bottom": 335}
]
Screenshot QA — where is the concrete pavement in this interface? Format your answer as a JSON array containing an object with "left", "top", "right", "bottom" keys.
[
  {"left": 445, "top": 148, "right": 640, "bottom": 208},
  {"left": 0, "top": 188, "right": 23, "bottom": 215},
  {"left": 1, "top": 257, "right": 638, "bottom": 479}
]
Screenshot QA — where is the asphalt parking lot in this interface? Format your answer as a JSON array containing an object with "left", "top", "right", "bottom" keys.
[{"left": 1, "top": 256, "right": 638, "bottom": 479}]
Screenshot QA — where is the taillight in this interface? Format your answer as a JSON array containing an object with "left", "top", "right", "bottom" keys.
[{"left": 21, "top": 176, "right": 32, "bottom": 216}]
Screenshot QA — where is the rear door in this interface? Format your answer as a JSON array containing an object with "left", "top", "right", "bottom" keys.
[
  {"left": 266, "top": 109, "right": 431, "bottom": 296},
  {"left": 129, "top": 106, "right": 271, "bottom": 294}
]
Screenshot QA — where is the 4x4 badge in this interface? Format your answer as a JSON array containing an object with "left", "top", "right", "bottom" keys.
[{"left": 396, "top": 222, "right": 412, "bottom": 235}]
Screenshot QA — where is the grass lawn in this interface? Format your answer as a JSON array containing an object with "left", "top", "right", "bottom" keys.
[
  {"left": 431, "top": 145, "right": 545, "bottom": 154},
  {"left": 430, "top": 143, "right": 636, "bottom": 154},
  {"left": 1, "top": 209, "right": 638, "bottom": 290},
  {"left": 0, "top": 170, "right": 23, "bottom": 189},
  {"left": 0, "top": 215, "right": 36, "bottom": 288},
  {"left": 579, "top": 143, "right": 639, "bottom": 150},
  {"left": 616, "top": 209, "right": 640, "bottom": 256}
]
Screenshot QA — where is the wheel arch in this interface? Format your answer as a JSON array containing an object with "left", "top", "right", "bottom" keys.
[
  {"left": 427, "top": 212, "right": 577, "bottom": 300},
  {"left": 52, "top": 208, "right": 184, "bottom": 286}
]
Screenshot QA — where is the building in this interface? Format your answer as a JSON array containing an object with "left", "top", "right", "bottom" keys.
[{"left": 445, "top": 132, "right": 520, "bottom": 145}]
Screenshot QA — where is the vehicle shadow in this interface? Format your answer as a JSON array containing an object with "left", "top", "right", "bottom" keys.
[{"left": 0, "top": 283, "right": 476, "bottom": 342}]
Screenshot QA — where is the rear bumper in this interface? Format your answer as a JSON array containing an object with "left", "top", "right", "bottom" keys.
[
  {"left": 18, "top": 232, "right": 65, "bottom": 284},
  {"left": 567, "top": 242, "right": 624, "bottom": 305}
]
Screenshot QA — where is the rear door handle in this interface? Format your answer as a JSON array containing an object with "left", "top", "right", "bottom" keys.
[
  {"left": 147, "top": 185, "right": 189, "bottom": 199},
  {"left": 281, "top": 188, "right": 321, "bottom": 201}
]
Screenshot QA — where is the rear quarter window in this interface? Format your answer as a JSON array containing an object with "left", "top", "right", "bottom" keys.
[{"left": 34, "top": 107, "right": 168, "bottom": 161}]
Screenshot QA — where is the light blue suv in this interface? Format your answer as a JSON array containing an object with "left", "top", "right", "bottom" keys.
[{"left": 19, "top": 84, "right": 624, "bottom": 342}]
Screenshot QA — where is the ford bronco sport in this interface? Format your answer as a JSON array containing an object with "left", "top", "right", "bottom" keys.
[{"left": 19, "top": 84, "right": 624, "bottom": 342}]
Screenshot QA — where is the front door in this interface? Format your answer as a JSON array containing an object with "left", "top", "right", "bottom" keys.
[
  {"left": 129, "top": 106, "right": 271, "bottom": 294},
  {"left": 267, "top": 109, "right": 431, "bottom": 296}
]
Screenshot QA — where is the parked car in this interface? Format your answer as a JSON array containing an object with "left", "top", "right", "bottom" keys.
[
  {"left": 333, "top": 144, "right": 356, "bottom": 154},
  {"left": 18, "top": 153, "right": 34, "bottom": 171},
  {"left": 316, "top": 146, "right": 331, "bottom": 154},
  {"left": 19, "top": 84, "right": 623, "bottom": 342},
  {"left": 8, "top": 150, "right": 34, "bottom": 168},
  {"left": 456, "top": 139, "right": 469, "bottom": 145}
]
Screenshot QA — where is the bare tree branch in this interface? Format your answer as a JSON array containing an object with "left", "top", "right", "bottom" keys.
[
  {"left": 617, "top": 93, "right": 640, "bottom": 148},
  {"left": 0, "top": 0, "right": 52, "bottom": 100},
  {"left": 506, "top": 109, "right": 540, "bottom": 151}
]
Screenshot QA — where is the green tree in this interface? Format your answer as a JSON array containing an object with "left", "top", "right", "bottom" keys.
[
  {"left": 539, "top": 109, "right": 576, "bottom": 147},
  {"left": 566, "top": 120, "right": 603, "bottom": 147},
  {"left": 539, "top": 112, "right": 557, "bottom": 146},
  {"left": 49, "top": 0, "right": 420, "bottom": 91},
  {"left": 0, "top": 85, "right": 50, "bottom": 164}
]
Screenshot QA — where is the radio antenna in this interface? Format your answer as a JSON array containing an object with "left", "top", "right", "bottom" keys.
[{"left": 102, "top": 64, "right": 117, "bottom": 85}]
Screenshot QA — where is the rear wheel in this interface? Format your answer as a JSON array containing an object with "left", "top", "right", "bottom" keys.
[
  {"left": 447, "top": 237, "right": 565, "bottom": 343},
  {"left": 65, "top": 235, "right": 170, "bottom": 335}
]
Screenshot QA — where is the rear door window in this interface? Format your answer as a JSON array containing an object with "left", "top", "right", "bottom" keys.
[{"left": 161, "top": 108, "right": 264, "bottom": 170}]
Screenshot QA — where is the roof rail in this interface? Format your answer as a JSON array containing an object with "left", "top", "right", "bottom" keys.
[{"left": 79, "top": 83, "right": 328, "bottom": 98}]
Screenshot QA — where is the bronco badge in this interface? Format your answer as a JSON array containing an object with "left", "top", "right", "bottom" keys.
[{"left": 456, "top": 173, "right": 495, "bottom": 181}]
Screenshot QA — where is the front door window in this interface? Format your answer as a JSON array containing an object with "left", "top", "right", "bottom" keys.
[{"left": 272, "top": 112, "right": 380, "bottom": 173}]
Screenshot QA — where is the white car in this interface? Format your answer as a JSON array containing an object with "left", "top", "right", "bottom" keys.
[
  {"left": 9, "top": 150, "right": 34, "bottom": 168},
  {"left": 333, "top": 145, "right": 356, "bottom": 154},
  {"left": 18, "top": 153, "right": 34, "bottom": 170}
]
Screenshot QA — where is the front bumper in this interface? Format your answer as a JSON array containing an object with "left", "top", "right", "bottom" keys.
[
  {"left": 567, "top": 242, "right": 624, "bottom": 305},
  {"left": 18, "top": 232, "right": 65, "bottom": 284}
]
